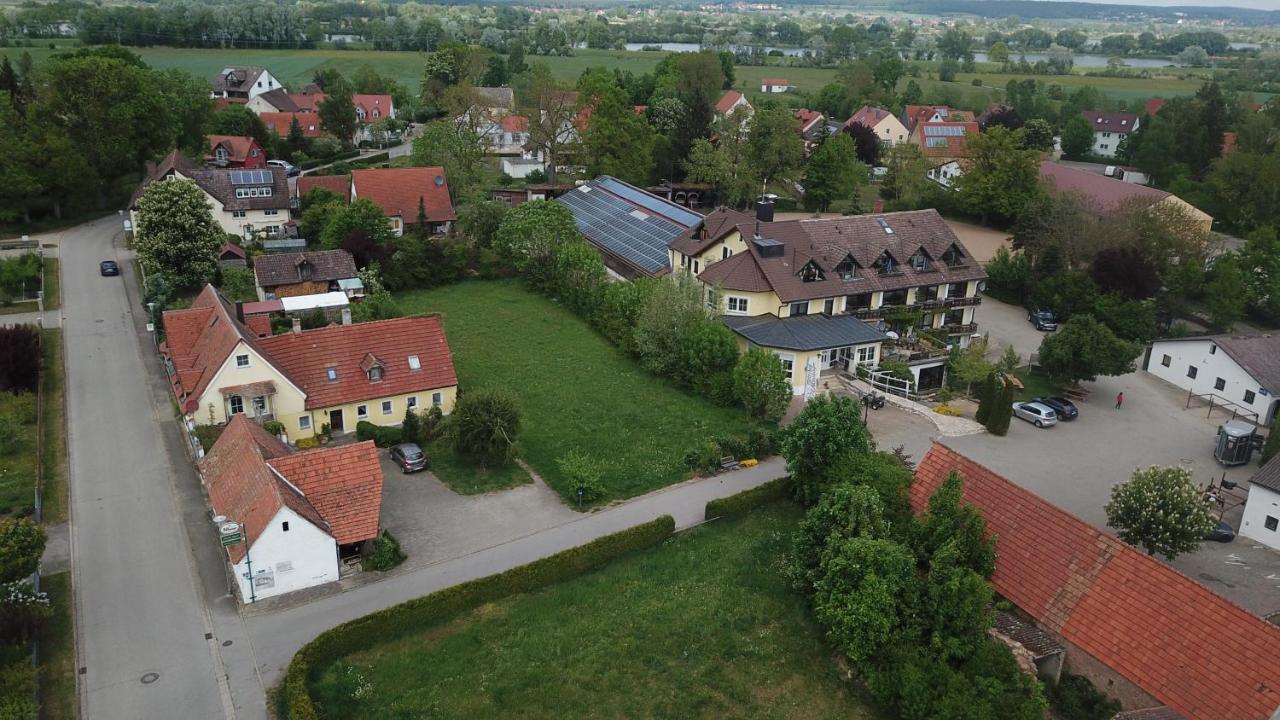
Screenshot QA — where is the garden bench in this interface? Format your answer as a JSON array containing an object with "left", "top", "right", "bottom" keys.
[{"left": 719, "top": 456, "right": 741, "bottom": 472}]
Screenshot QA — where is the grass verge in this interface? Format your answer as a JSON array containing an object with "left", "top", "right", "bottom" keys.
[
  {"left": 309, "top": 504, "right": 876, "bottom": 719},
  {"left": 425, "top": 438, "right": 531, "bottom": 495},
  {"left": 40, "top": 329, "right": 68, "bottom": 524},
  {"left": 396, "top": 281, "right": 756, "bottom": 505},
  {"left": 37, "top": 572, "right": 76, "bottom": 720},
  {"left": 0, "top": 391, "right": 37, "bottom": 518},
  {"left": 42, "top": 257, "right": 60, "bottom": 312}
]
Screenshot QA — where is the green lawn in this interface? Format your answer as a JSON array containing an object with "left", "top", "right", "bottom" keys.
[
  {"left": 37, "top": 571, "right": 76, "bottom": 720},
  {"left": 0, "top": 391, "right": 37, "bottom": 518},
  {"left": 1013, "top": 366, "right": 1062, "bottom": 401},
  {"left": 425, "top": 437, "right": 531, "bottom": 495},
  {"left": 397, "top": 281, "right": 756, "bottom": 504},
  {"left": 311, "top": 503, "right": 877, "bottom": 720},
  {"left": 40, "top": 328, "right": 67, "bottom": 524}
]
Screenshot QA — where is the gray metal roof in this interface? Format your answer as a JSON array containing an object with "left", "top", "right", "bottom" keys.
[
  {"left": 556, "top": 176, "right": 700, "bottom": 276},
  {"left": 722, "top": 313, "right": 886, "bottom": 351},
  {"left": 1251, "top": 452, "right": 1280, "bottom": 494}
]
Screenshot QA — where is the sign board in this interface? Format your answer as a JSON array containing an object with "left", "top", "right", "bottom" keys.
[{"left": 220, "top": 531, "right": 243, "bottom": 546}]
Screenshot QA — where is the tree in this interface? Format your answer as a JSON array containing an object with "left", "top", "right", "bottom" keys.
[
  {"left": 1038, "top": 316, "right": 1140, "bottom": 385},
  {"left": 792, "top": 483, "right": 889, "bottom": 594},
  {"left": 953, "top": 126, "right": 1043, "bottom": 224},
  {"left": 938, "top": 28, "right": 973, "bottom": 61},
  {"left": 780, "top": 395, "right": 872, "bottom": 505},
  {"left": 803, "top": 134, "right": 865, "bottom": 213},
  {"left": 134, "top": 180, "right": 221, "bottom": 288},
  {"left": 1021, "top": 119, "right": 1054, "bottom": 151},
  {"left": 450, "top": 387, "right": 520, "bottom": 465},
  {"left": 1239, "top": 226, "right": 1280, "bottom": 321},
  {"left": 745, "top": 104, "right": 805, "bottom": 190},
  {"left": 900, "top": 79, "right": 924, "bottom": 106},
  {"left": 520, "top": 68, "right": 580, "bottom": 184},
  {"left": 1261, "top": 426, "right": 1280, "bottom": 466},
  {"left": 582, "top": 91, "right": 655, "bottom": 186},
  {"left": 947, "top": 338, "right": 993, "bottom": 393},
  {"left": 493, "top": 200, "right": 580, "bottom": 292},
  {"left": 880, "top": 143, "right": 929, "bottom": 207},
  {"left": 217, "top": 266, "right": 257, "bottom": 302},
  {"left": 411, "top": 120, "right": 487, "bottom": 203},
  {"left": 632, "top": 274, "right": 713, "bottom": 377},
  {"left": 318, "top": 83, "right": 359, "bottom": 146},
  {"left": 1178, "top": 45, "right": 1209, "bottom": 67},
  {"left": 985, "top": 377, "right": 1015, "bottom": 436},
  {"left": 401, "top": 405, "right": 424, "bottom": 447},
  {"left": 1105, "top": 466, "right": 1216, "bottom": 560},
  {"left": 0, "top": 518, "right": 44, "bottom": 584},
  {"left": 988, "top": 41, "right": 1010, "bottom": 64},
  {"left": 733, "top": 348, "right": 791, "bottom": 422},
  {"left": 286, "top": 116, "right": 308, "bottom": 158},
  {"left": 318, "top": 198, "right": 395, "bottom": 252},
  {"left": 1205, "top": 254, "right": 1249, "bottom": 329},
  {"left": 974, "top": 371, "right": 997, "bottom": 427},
  {"left": 1060, "top": 115, "right": 1095, "bottom": 159},
  {"left": 1089, "top": 247, "right": 1160, "bottom": 300},
  {"left": 843, "top": 121, "right": 881, "bottom": 167},
  {"left": 813, "top": 536, "right": 918, "bottom": 663},
  {"left": 872, "top": 46, "right": 905, "bottom": 92}
]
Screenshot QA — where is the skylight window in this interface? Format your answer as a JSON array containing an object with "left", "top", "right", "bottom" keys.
[
  {"left": 408, "top": 355, "right": 421, "bottom": 370},
  {"left": 326, "top": 368, "right": 337, "bottom": 381}
]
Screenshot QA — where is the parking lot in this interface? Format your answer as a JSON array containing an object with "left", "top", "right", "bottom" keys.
[{"left": 377, "top": 450, "right": 578, "bottom": 570}]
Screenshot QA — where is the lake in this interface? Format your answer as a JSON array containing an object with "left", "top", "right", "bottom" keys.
[
  {"left": 972, "top": 51, "right": 1177, "bottom": 68},
  {"left": 624, "top": 42, "right": 806, "bottom": 57}
]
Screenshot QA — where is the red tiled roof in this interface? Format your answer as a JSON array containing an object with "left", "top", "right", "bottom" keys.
[
  {"left": 761, "top": 78, "right": 788, "bottom": 85},
  {"left": 698, "top": 250, "right": 772, "bottom": 293},
  {"left": 293, "top": 92, "right": 326, "bottom": 113},
  {"left": 219, "top": 242, "right": 247, "bottom": 260},
  {"left": 1222, "top": 131, "right": 1238, "bottom": 155},
  {"left": 795, "top": 108, "right": 823, "bottom": 133},
  {"left": 295, "top": 174, "right": 350, "bottom": 200},
  {"left": 1144, "top": 98, "right": 1167, "bottom": 116},
  {"left": 915, "top": 121, "right": 980, "bottom": 161},
  {"left": 912, "top": 444, "right": 1280, "bottom": 720},
  {"left": 200, "top": 415, "right": 327, "bottom": 564},
  {"left": 351, "top": 167, "right": 456, "bottom": 223},
  {"left": 669, "top": 206, "right": 755, "bottom": 256},
  {"left": 213, "top": 97, "right": 247, "bottom": 112},
  {"left": 847, "top": 105, "right": 894, "bottom": 128},
  {"left": 256, "top": 315, "right": 457, "bottom": 410},
  {"left": 261, "top": 112, "right": 323, "bottom": 139},
  {"left": 500, "top": 115, "right": 528, "bottom": 133},
  {"left": 267, "top": 442, "right": 383, "bottom": 545},
  {"left": 206, "top": 135, "right": 259, "bottom": 164},
  {"left": 716, "top": 90, "right": 748, "bottom": 115},
  {"left": 352, "top": 94, "right": 394, "bottom": 124},
  {"left": 1082, "top": 110, "right": 1140, "bottom": 133},
  {"left": 1039, "top": 161, "right": 1170, "bottom": 213}
]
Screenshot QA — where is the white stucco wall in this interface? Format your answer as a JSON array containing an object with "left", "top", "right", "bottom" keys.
[
  {"left": 191, "top": 341, "right": 309, "bottom": 435},
  {"left": 1145, "top": 339, "right": 1279, "bottom": 423},
  {"left": 232, "top": 507, "right": 338, "bottom": 601},
  {"left": 1241, "top": 483, "right": 1280, "bottom": 552}
]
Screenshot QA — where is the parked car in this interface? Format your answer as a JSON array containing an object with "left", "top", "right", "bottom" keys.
[
  {"left": 1205, "top": 520, "right": 1235, "bottom": 543},
  {"left": 389, "top": 443, "right": 427, "bottom": 473},
  {"left": 267, "top": 159, "right": 300, "bottom": 177},
  {"left": 1033, "top": 396, "right": 1078, "bottom": 420},
  {"left": 1012, "top": 401, "right": 1058, "bottom": 428},
  {"left": 99, "top": 260, "right": 120, "bottom": 276},
  {"left": 1028, "top": 307, "right": 1058, "bottom": 331}
]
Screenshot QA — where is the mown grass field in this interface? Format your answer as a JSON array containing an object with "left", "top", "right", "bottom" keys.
[
  {"left": 310, "top": 503, "right": 878, "bottom": 720},
  {"left": 0, "top": 391, "right": 37, "bottom": 518},
  {"left": 396, "top": 281, "right": 756, "bottom": 504},
  {"left": 425, "top": 436, "right": 531, "bottom": 495}
]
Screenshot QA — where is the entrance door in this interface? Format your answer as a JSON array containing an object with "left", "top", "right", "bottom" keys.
[{"left": 329, "top": 409, "right": 345, "bottom": 433}]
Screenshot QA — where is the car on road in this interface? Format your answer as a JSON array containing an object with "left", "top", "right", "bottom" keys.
[
  {"left": 1012, "top": 401, "right": 1058, "bottom": 428},
  {"left": 99, "top": 260, "right": 119, "bottom": 276},
  {"left": 1028, "top": 307, "right": 1058, "bottom": 331},
  {"left": 267, "top": 159, "right": 300, "bottom": 177},
  {"left": 1205, "top": 520, "right": 1235, "bottom": 543},
  {"left": 389, "top": 443, "right": 427, "bottom": 473},
  {"left": 1033, "top": 396, "right": 1078, "bottom": 420}
]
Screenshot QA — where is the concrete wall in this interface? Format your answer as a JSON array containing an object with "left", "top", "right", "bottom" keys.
[
  {"left": 1059, "top": 634, "right": 1163, "bottom": 712},
  {"left": 232, "top": 507, "right": 338, "bottom": 602},
  {"left": 1145, "top": 339, "right": 1278, "bottom": 423},
  {"left": 1241, "top": 484, "right": 1280, "bottom": 551}
]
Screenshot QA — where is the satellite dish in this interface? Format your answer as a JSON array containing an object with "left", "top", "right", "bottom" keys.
[
  {"left": 212, "top": 515, "right": 227, "bottom": 524},
  {"left": 433, "top": 175, "right": 445, "bottom": 186},
  {"left": 885, "top": 331, "right": 900, "bottom": 340}
]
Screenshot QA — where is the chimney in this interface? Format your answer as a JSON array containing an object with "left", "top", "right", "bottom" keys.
[
  {"left": 872, "top": 198, "right": 885, "bottom": 214},
  {"left": 291, "top": 317, "right": 302, "bottom": 335},
  {"left": 235, "top": 302, "right": 245, "bottom": 324},
  {"left": 756, "top": 194, "right": 775, "bottom": 223},
  {"left": 341, "top": 307, "right": 352, "bottom": 326}
]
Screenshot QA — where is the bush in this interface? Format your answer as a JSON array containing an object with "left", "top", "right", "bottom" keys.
[
  {"left": 263, "top": 420, "right": 285, "bottom": 436},
  {"left": 450, "top": 387, "right": 520, "bottom": 465},
  {"left": 683, "top": 438, "right": 721, "bottom": 474},
  {"left": 984, "top": 247, "right": 1029, "bottom": 304},
  {"left": 1048, "top": 673, "right": 1121, "bottom": 720},
  {"left": 703, "top": 477, "right": 792, "bottom": 520},
  {"left": 354, "top": 421, "right": 403, "bottom": 448},
  {"left": 557, "top": 450, "right": 606, "bottom": 506},
  {"left": 365, "top": 530, "right": 406, "bottom": 571},
  {"left": 282, "top": 515, "right": 676, "bottom": 720},
  {"left": 296, "top": 436, "right": 321, "bottom": 450},
  {"left": 422, "top": 405, "right": 445, "bottom": 441},
  {"left": 0, "top": 518, "right": 45, "bottom": 583},
  {"left": 733, "top": 347, "right": 792, "bottom": 422},
  {"left": 0, "top": 325, "right": 40, "bottom": 393},
  {"left": 745, "top": 428, "right": 778, "bottom": 458},
  {"left": 714, "top": 434, "right": 748, "bottom": 459}
]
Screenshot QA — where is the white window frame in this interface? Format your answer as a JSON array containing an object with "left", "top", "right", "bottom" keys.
[
  {"left": 407, "top": 396, "right": 418, "bottom": 409},
  {"left": 432, "top": 392, "right": 443, "bottom": 407},
  {"left": 357, "top": 404, "right": 368, "bottom": 419},
  {"left": 408, "top": 355, "right": 421, "bottom": 370},
  {"left": 299, "top": 415, "right": 311, "bottom": 430},
  {"left": 776, "top": 352, "right": 795, "bottom": 381},
  {"left": 381, "top": 400, "right": 393, "bottom": 415},
  {"left": 856, "top": 346, "right": 876, "bottom": 364},
  {"left": 232, "top": 210, "right": 246, "bottom": 218},
  {"left": 726, "top": 297, "right": 749, "bottom": 314},
  {"left": 228, "top": 395, "right": 244, "bottom": 415},
  {"left": 235, "top": 353, "right": 250, "bottom": 368},
  {"left": 264, "top": 209, "right": 278, "bottom": 216}
]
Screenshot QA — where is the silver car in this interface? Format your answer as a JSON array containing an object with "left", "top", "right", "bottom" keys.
[{"left": 1012, "top": 401, "right": 1058, "bottom": 428}]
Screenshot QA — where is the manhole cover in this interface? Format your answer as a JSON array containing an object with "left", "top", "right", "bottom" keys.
[
  {"left": 221, "top": 640, "right": 233, "bottom": 647},
  {"left": 140, "top": 672, "right": 159, "bottom": 684}
]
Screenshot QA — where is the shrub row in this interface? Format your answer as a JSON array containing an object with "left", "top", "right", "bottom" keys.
[
  {"left": 703, "top": 477, "right": 793, "bottom": 521},
  {"left": 682, "top": 429, "right": 779, "bottom": 474},
  {"left": 283, "top": 514, "right": 678, "bottom": 720},
  {"left": 354, "top": 420, "right": 402, "bottom": 448}
]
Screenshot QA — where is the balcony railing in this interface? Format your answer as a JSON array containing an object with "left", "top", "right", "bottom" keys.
[
  {"left": 845, "top": 296, "right": 980, "bottom": 320},
  {"left": 942, "top": 322, "right": 979, "bottom": 334},
  {"left": 945, "top": 296, "right": 982, "bottom": 308}
]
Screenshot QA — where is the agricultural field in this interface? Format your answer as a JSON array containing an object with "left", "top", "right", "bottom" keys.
[
  {"left": 396, "top": 281, "right": 757, "bottom": 505},
  {"left": 309, "top": 503, "right": 878, "bottom": 719}
]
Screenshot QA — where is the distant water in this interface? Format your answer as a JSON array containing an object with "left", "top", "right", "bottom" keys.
[{"left": 625, "top": 42, "right": 806, "bottom": 57}]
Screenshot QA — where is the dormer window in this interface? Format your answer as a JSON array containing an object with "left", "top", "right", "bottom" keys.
[
  {"left": 215, "top": 147, "right": 228, "bottom": 163},
  {"left": 368, "top": 367, "right": 383, "bottom": 382},
  {"left": 799, "top": 260, "right": 825, "bottom": 282},
  {"left": 360, "top": 352, "right": 385, "bottom": 382},
  {"left": 874, "top": 251, "right": 899, "bottom": 276},
  {"left": 297, "top": 259, "right": 313, "bottom": 281},
  {"left": 908, "top": 248, "right": 933, "bottom": 272},
  {"left": 941, "top": 244, "right": 966, "bottom": 267},
  {"left": 834, "top": 254, "right": 861, "bottom": 281}
]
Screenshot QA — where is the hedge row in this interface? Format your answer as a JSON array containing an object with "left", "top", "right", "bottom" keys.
[
  {"left": 354, "top": 420, "right": 402, "bottom": 448},
  {"left": 298, "top": 149, "right": 362, "bottom": 171},
  {"left": 703, "top": 476, "right": 792, "bottom": 521},
  {"left": 283, "top": 514, "right": 678, "bottom": 720}
]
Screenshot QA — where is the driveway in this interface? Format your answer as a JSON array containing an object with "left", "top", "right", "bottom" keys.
[
  {"left": 377, "top": 452, "right": 577, "bottom": 569},
  {"left": 943, "top": 219, "right": 1011, "bottom": 265},
  {"left": 973, "top": 294, "right": 1046, "bottom": 363}
]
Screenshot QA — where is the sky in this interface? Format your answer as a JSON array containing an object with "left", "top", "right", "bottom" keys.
[{"left": 1042, "top": 0, "right": 1280, "bottom": 9}]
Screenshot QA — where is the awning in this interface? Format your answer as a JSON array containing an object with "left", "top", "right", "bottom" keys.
[
  {"left": 220, "top": 381, "right": 276, "bottom": 398},
  {"left": 337, "top": 278, "right": 364, "bottom": 291}
]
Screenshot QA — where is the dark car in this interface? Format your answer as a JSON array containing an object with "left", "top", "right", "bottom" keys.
[
  {"left": 1028, "top": 307, "right": 1057, "bottom": 331},
  {"left": 1205, "top": 520, "right": 1235, "bottom": 543},
  {"left": 389, "top": 443, "right": 427, "bottom": 474},
  {"left": 1034, "top": 396, "right": 1079, "bottom": 420},
  {"left": 99, "top": 260, "right": 120, "bottom": 276}
]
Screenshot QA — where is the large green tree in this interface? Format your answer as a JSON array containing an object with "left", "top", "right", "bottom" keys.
[
  {"left": 1037, "top": 316, "right": 1140, "bottom": 385},
  {"left": 319, "top": 83, "right": 359, "bottom": 146},
  {"left": 133, "top": 179, "right": 222, "bottom": 288},
  {"left": 814, "top": 536, "right": 919, "bottom": 663},
  {"left": 1105, "top": 466, "right": 1216, "bottom": 560},
  {"left": 781, "top": 395, "right": 872, "bottom": 505},
  {"left": 582, "top": 91, "right": 655, "bottom": 186},
  {"left": 745, "top": 104, "right": 805, "bottom": 192},
  {"left": 208, "top": 104, "right": 271, "bottom": 148},
  {"left": 802, "top": 134, "right": 866, "bottom": 214},
  {"left": 411, "top": 120, "right": 488, "bottom": 203},
  {"left": 732, "top": 347, "right": 792, "bottom": 422},
  {"left": 1059, "top": 114, "right": 1095, "bottom": 159},
  {"left": 318, "top": 198, "right": 395, "bottom": 251},
  {"left": 953, "top": 126, "right": 1042, "bottom": 224},
  {"left": 492, "top": 200, "right": 580, "bottom": 292}
]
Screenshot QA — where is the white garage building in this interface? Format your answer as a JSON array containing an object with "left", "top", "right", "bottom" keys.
[
  {"left": 1243, "top": 456, "right": 1280, "bottom": 552},
  {"left": 1143, "top": 334, "right": 1280, "bottom": 426}
]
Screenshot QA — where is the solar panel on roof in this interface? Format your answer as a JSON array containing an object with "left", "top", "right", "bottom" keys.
[
  {"left": 556, "top": 180, "right": 693, "bottom": 275},
  {"left": 924, "top": 125, "right": 965, "bottom": 137},
  {"left": 230, "top": 169, "right": 271, "bottom": 185},
  {"left": 594, "top": 177, "right": 701, "bottom": 228}
]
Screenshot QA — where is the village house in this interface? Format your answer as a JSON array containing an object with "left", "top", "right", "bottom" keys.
[
  {"left": 350, "top": 167, "right": 455, "bottom": 236},
  {"left": 715, "top": 90, "right": 753, "bottom": 119},
  {"left": 130, "top": 152, "right": 289, "bottom": 240},
  {"left": 160, "top": 285, "right": 458, "bottom": 441},
  {"left": 253, "top": 249, "right": 361, "bottom": 301},
  {"left": 352, "top": 94, "right": 396, "bottom": 142},
  {"left": 846, "top": 105, "right": 909, "bottom": 146},
  {"left": 245, "top": 88, "right": 303, "bottom": 115},
  {"left": 473, "top": 86, "right": 516, "bottom": 114},
  {"left": 1243, "top": 454, "right": 1280, "bottom": 552},
  {"left": 1082, "top": 110, "right": 1140, "bottom": 158},
  {"left": 671, "top": 203, "right": 986, "bottom": 394},
  {"left": 901, "top": 104, "right": 975, "bottom": 134},
  {"left": 913, "top": 120, "right": 980, "bottom": 188},
  {"left": 260, "top": 112, "right": 323, "bottom": 140},
  {"left": 794, "top": 109, "right": 829, "bottom": 155},
  {"left": 760, "top": 78, "right": 791, "bottom": 93},
  {"left": 1040, "top": 162, "right": 1213, "bottom": 236},
  {"left": 212, "top": 66, "right": 282, "bottom": 101},
  {"left": 205, "top": 135, "right": 267, "bottom": 169},
  {"left": 1144, "top": 333, "right": 1280, "bottom": 426},
  {"left": 200, "top": 415, "right": 383, "bottom": 601},
  {"left": 218, "top": 243, "right": 247, "bottom": 268}
]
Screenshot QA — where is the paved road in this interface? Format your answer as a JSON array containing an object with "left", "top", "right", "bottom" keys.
[
  {"left": 242, "top": 457, "right": 787, "bottom": 691},
  {"left": 59, "top": 216, "right": 233, "bottom": 719}
]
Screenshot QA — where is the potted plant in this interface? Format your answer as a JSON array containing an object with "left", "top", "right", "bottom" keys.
[{"left": 319, "top": 422, "right": 332, "bottom": 445}]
